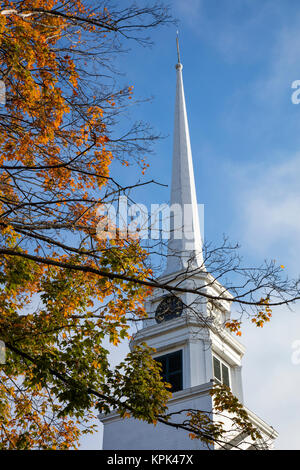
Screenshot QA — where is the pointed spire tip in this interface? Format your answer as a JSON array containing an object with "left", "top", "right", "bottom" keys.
[{"left": 175, "top": 32, "right": 183, "bottom": 70}]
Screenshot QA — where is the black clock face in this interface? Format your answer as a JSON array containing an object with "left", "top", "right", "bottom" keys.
[{"left": 155, "top": 296, "right": 183, "bottom": 323}]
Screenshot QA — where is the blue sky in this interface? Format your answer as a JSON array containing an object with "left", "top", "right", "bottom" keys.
[{"left": 81, "top": 0, "right": 300, "bottom": 449}]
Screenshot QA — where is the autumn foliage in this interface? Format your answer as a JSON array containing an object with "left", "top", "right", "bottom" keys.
[{"left": 0, "top": 0, "right": 172, "bottom": 449}]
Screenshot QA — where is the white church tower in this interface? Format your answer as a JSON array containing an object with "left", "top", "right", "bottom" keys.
[{"left": 101, "top": 40, "right": 278, "bottom": 450}]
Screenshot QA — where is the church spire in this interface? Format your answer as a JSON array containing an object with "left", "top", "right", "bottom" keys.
[{"left": 164, "top": 36, "right": 203, "bottom": 275}]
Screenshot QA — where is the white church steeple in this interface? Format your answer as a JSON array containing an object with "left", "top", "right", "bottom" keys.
[
  {"left": 165, "top": 35, "right": 203, "bottom": 274},
  {"left": 101, "top": 38, "right": 278, "bottom": 451}
]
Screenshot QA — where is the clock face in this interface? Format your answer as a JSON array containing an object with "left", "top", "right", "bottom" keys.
[{"left": 155, "top": 296, "right": 183, "bottom": 323}]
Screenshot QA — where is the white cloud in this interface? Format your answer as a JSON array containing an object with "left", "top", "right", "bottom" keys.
[
  {"left": 229, "top": 153, "right": 300, "bottom": 272},
  {"left": 227, "top": 150, "right": 300, "bottom": 449},
  {"left": 242, "top": 306, "right": 300, "bottom": 449}
]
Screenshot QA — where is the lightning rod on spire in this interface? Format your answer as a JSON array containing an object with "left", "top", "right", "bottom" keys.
[{"left": 176, "top": 31, "right": 181, "bottom": 64}]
